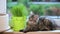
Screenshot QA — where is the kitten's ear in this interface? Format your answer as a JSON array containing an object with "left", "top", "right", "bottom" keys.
[{"left": 29, "top": 11, "right": 34, "bottom": 16}]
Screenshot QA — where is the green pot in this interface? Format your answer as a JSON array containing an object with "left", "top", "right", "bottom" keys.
[{"left": 10, "top": 16, "right": 26, "bottom": 32}]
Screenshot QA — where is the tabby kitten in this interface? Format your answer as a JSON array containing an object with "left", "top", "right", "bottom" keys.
[{"left": 20, "top": 15, "right": 56, "bottom": 33}]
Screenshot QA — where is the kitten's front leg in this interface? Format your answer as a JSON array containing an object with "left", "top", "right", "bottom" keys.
[
  {"left": 23, "top": 26, "right": 31, "bottom": 33},
  {"left": 20, "top": 26, "right": 30, "bottom": 33}
]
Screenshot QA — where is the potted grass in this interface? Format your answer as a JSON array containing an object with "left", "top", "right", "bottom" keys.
[{"left": 10, "top": 4, "right": 28, "bottom": 32}]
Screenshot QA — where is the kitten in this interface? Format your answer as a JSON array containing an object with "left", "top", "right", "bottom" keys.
[{"left": 20, "top": 15, "right": 56, "bottom": 33}]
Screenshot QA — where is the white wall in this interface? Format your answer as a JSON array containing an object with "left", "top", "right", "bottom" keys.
[{"left": 0, "top": 0, "right": 6, "bottom": 14}]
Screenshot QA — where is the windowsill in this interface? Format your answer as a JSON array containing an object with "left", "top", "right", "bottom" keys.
[
  {"left": 3, "top": 31, "right": 60, "bottom": 34},
  {"left": 40, "top": 16, "right": 60, "bottom": 19},
  {"left": 28, "top": 2, "right": 60, "bottom": 4}
]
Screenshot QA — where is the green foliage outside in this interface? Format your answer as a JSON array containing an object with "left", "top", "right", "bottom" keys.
[
  {"left": 44, "top": 4, "right": 60, "bottom": 16},
  {"left": 30, "top": 4, "right": 45, "bottom": 16},
  {"left": 29, "top": 4, "right": 60, "bottom": 16}
]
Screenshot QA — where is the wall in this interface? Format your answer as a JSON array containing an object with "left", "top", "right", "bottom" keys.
[{"left": 0, "top": 0, "right": 6, "bottom": 14}]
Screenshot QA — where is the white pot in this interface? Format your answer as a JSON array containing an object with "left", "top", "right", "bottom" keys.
[{"left": 0, "top": 14, "right": 10, "bottom": 32}]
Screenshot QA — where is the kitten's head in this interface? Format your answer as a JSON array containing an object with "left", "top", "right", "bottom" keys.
[{"left": 29, "top": 14, "right": 39, "bottom": 23}]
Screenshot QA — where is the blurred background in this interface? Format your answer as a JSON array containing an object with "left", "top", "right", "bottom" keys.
[{"left": 7, "top": 0, "right": 60, "bottom": 32}]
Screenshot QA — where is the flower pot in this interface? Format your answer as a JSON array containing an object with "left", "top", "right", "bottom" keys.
[{"left": 10, "top": 16, "right": 26, "bottom": 32}]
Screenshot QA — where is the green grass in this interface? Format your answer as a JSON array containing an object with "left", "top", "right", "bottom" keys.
[{"left": 10, "top": 4, "right": 29, "bottom": 17}]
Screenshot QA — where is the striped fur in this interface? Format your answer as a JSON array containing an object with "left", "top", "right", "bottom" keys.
[{"left": 20, "top": 15, "right": 56, "bottom": 33}]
